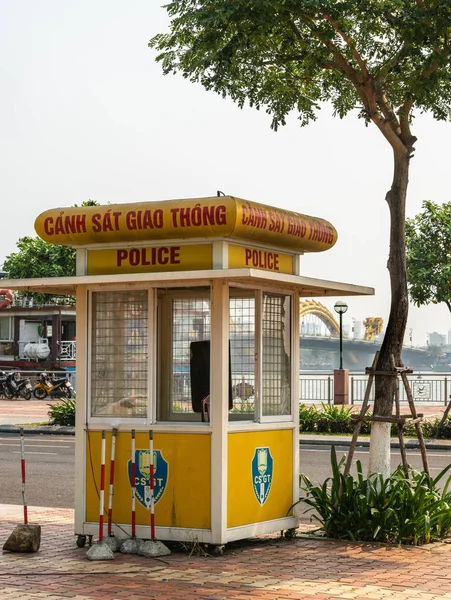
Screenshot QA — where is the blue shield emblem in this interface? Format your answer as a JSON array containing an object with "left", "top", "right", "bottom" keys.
[
  {"left": 128, "top": 449, "right": 168, "bottom": 508},
  {"left": 251, "top": 447, "right": 273, "bottom": 505}
]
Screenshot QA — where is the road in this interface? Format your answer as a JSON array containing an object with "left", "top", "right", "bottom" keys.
[
  {"left": 0, "top": 433, "right": 75, "bottom": 507},
  {"left": 1, "top": 434, "right": 451, "bottom": 511},
  {"left": 300, "top": 443, "right": 451, "bottom": 486}
]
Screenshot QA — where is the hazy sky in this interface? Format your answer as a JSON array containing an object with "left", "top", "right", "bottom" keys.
[{"left": 1, "top": 1, "right": 450, "bottom": 346}]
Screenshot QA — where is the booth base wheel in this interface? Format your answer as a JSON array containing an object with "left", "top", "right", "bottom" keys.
[
  {"left": 76, "top": 534, "right": 94, "bottom": 548},
  {"left": 284, "top": 528, "right": 297, "bottom": 539},
  {"left": 208, "top": 544, "right": 225, "bottom": 557}
]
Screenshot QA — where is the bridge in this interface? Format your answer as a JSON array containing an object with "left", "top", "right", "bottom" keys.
[
  {"left": 300, "top": 336, "right": 431, "bottom": 371},
  {"left": 299, "top": 300, "right": 432, "bottom": 371}
]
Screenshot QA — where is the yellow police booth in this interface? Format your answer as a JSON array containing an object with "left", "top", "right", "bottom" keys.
[{"left": 3, "top": 196, "right": 373, "bottom": 549}]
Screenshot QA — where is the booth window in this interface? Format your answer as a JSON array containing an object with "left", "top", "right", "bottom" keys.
[
  {"left": 229, "top": 296, "right": 255, "bottom": 420},
  {"left": 262, "top": 293, "right": 291, "bottom": 416},
  {"left": 90, "top": 290, "right": 148, "bottom": 418},
  {"left": 172, "top": 298, "right": 210, "bottom": 417},
  {"left": 156, "top": 293, "right": 211, "bottom": 421}
]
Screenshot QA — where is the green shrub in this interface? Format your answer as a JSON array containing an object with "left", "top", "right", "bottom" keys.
[
  {"left": 298, "top": 446, "right": 451, "bottom": 545},
  {"left": 427, "top": 416, "right": 451, "bottom": 439},
  {"left": 320, "top": 402, "right": 355, "bottom": 434},
  {"left": 48, "top": 397, "right": 76, "bottom": 426},
  {"left": 299, "top": 402, "right": 372, "bottom": 434},
  {"left": 299, "top": 403, "right": 319, "bottom": 432}
]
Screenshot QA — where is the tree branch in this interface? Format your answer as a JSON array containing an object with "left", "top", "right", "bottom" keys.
[
  {"left": 376, "top": 42, "right": 410, "bottom": 83},
  {"left": 322, "top": 13, "right": 369, "bottom": 80},
  {"left": 288, "top": 19, "right": 359, "bottom": 84},
  {"left": 289, "top": 16, "right": 405, "bottom": 153}
]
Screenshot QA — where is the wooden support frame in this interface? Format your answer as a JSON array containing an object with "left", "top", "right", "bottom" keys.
[{"left": 343, "top": 352, "right": 431, "bottom": 480}]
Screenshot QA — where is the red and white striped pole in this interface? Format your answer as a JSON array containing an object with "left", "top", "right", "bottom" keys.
[
  {"left": 98, "top": 430, "right": 106, "bottom": 543},
  {"left": 20, "top": 427, "right": 28, "bottom": 525},
  {"left": 107, "top": 428, "right": 117, "bottom": 537},
  {"left": 149, "top": 430, "right": 155, "bottom": 541},
  {"left": 131, "top": 429, "right": 136, "bottom": 538}
]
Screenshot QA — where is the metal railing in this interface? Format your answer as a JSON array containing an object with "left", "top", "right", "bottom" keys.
[
  {"left": 300, "top": 372, "right": 450, "bottom": 405},
  {"left": 10, "top": 295, "right": 74, "bottom": 308},
  {"left": 58, "top": 341, "right": 76, "bottom": 360},
  {"left": 300, "top": 376, "right": 333, "bottom": 404}
]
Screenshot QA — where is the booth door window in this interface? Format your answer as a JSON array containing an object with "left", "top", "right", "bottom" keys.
[
  {"left": 172, "top": 298, "right": 211, "bottom": 417},
  {"left": 156, "top": 294, "right": 211, "bottom": 421},
  {"left": 262, "top": 293, "right": 291, "bottom": 417},
  {"left": 230, "top": 296, "right": 255, "bottom": 419},
  {"left": 90, "top": 290, "right": 148, "bottom": 418}
]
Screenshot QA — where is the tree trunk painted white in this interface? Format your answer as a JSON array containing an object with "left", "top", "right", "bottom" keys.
[
  {"left": 368, "top": 422, "right": 391, "bottom": 479},
  {"left": 368, "top": 140, "right": 412, "bottom": 480}
]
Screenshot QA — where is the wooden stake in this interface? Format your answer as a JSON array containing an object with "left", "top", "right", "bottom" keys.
[
  {"left": 399, "top": 371, "right": 430, "bottom": 477},
  {"left": 343, "top": 352, "right": 379, "bottom": 478},
  {"left": 391, "top": 355, "right": 409, "bottom": 479},
  {"left": 438, "top": 398, "right": 451, "bottom": 432}
]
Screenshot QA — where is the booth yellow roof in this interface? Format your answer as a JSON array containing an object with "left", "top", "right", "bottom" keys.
[{"left": 34, "top": 196, "right": 338, "bottom": 253}]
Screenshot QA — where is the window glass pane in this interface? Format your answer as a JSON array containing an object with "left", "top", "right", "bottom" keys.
[
  {"left": 91, "top": 291, "right": 148, "bottom": 418},
  {"left": 0, "top": 317, "right": 12, "bottom": 341},
  {"left": 230, "top": 296, "right": 255, "bottom": 419},
  {"left": 262, "top": 293, "right": 291, "bottom": 416},
  {"left": 171, "top": 298, "right": 210, "bottom": 417}
]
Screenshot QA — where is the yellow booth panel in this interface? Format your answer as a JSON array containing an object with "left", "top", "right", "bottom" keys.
[
  {"left": 87, "top": 244, "right": 213, "bottom": 275},
  {"left": 227, "top": 430, "right": 293, "bottom": 528},
  {"left": 228, "top": 244, "right": 293, "bottom": 275},
  {"left": 86, "top": 431, "right": 211, "bottom": 529}
]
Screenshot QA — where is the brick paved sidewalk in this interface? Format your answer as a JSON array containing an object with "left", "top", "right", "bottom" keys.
[
  {"left": 0, "top": 399, "right": 447, "bottom": 428},
  {"left": 0, "top": 399, "right": 54, "bottom": 426},
  {"left": 2, "top": 507, "right": 451, "bottom": 599}
]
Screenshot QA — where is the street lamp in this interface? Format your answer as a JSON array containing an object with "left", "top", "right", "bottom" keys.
[{"left": 334, "top": 300, "right": 348, "bottom": 370}]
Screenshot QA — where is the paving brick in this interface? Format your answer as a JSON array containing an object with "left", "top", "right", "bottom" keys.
[{"left": 4, "top": 509, "right": 451, "bottom": 600}]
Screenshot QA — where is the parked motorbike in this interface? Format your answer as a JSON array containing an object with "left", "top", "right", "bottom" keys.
[
  {"left": 33, "top": 372, "right": 73, "bottom": 399},
  {"left": 0, "top": 371, "right": 19, "bottom": 399},
  {"left": 13, "top": 372, "right": 33, "bottom": 400}
]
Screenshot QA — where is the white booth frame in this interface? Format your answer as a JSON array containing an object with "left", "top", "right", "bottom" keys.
[{"left": 74, "top": 278, "right": 300, "bottom": 543}]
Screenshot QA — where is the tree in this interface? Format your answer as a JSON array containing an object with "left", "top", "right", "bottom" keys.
[
  {"left": 2, "top": 200, "right": 99, "bottom": 304},
  {"left": 150, "top": 1, "right": 451, "bottom": 477},
  {"left": 3, "top": 237, "right": 77, "bottom": 280},
  {"left": 406, "top": 200, "right": 451, "bottom": 314}
]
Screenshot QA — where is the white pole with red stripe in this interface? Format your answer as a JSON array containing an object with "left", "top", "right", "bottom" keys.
[
  {"left": 98, "top": 430, "right": 106, "bottom": 543},
  {"left": 149, "top": 430, "right": 155, "bottom": 541},
  {"left": 107, "top": 428, "right": 117, "bottom": 537},
  {"left": 20, "top": 428, "right": 28, "bottom": 525},
  {"left": 131, "top": 429, "right": 136, "bottom": 538}
]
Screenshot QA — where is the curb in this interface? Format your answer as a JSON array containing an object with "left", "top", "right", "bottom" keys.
[
  {"left": 0, "top": 425, "right": 75, "bottom": 435},
  {"left": 299, "top": 437, "right": 451, "bottom": 451}
]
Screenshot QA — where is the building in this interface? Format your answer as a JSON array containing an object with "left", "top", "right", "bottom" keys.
[
  {"left": 0, "top": 292, "right": 76, "bottom": 370},
  {"left": 428, "top": 331, "right": 446, "bottom": 347}
]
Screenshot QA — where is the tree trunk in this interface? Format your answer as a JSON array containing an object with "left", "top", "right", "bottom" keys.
[{"left": 368, "top": 147, "right": 410, "bottom": 478}]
